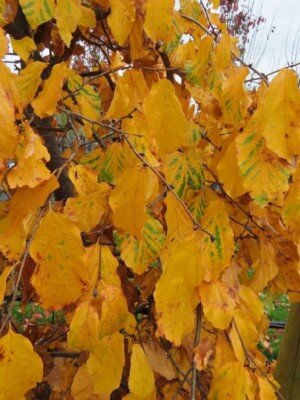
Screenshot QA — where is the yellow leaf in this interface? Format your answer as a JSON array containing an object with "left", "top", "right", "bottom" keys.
[
  {"left": 98, "top": 282, "right": 129, "bottom": 338},
  {"left": 200, "top": 281, "right": 236, "bottom": 329},
  {"left": 163, "top": 149, "right": 204, "bottom": 199},
  {"left": 200, "top": 200, "right": 234, "bottom": 281},
  {"left": 249, "top": 239, "right": 278, "bottom": 293},
  {"left": 87, "top": 332, "right": 124, "bottom": 395},
  {"left": 30, "top": 211, "right": 91, "bottom": 309},
  {"left": 143, "top": 79, "right": 188, "bottom": 157},
  {"left": 228, "top": 321, "right": 245, "bottom": 362},
  {"left": 129, "top": 15, "right": 144, "bottom": 60},
  {"left": 282, "top": 163, "right": 300, "bottom": 232},
  {"left": 10, "top": 36, "right": 36, "bottom": 61},
  {"left": 0, "top": 327, "right": 43, "bottom": 399},
  {"left": 217, "top": 138, "right": 246, "bottom": 198},
  {"left": 78, "top": 5, "right": 96, "bottom": 28},
  {"left": 71, "top": 363, "right": 99, "bottom": 400},
  {"left": 109, "top": 164, "right": 159, "bottom": 239},
  {"left": 0, "top": 83, "right": 18, "bottom": 162},
  {"left": 209, "top": 361, "right": 253, "bottom": 400},
  {"left": 32, "top": 62, "right": 67, "bottom": 118},
  {"left": 0, "top": 26, "right": 7, "bottom": 57},
  {"left": 64, "top": 181, "right": 110, "bottom": 232},
  {"left": 238, "top": 285, "right": 263, "bottom": 324},
  {"left": 236, "top": 130, "right": 292, "bottom": 206},
  {"left": 257, "top": 377, "right": 277, "bottom": 400},
  {"left": 0, "top": 265, "right": 13, "bottom": 304},
  {"left": 0, "top": 176, "right": 59, "bottom": 260},
  {"left": 68, "top": 301, "right": 100, "bottom": 352},
  {"left": 7, "top": 123, "right": 51, "bottom": 189},
  {"left": 97, "top": 142, "right": 136, "bottom": 185},
  {"left": 220, "top": 67, "right": 249, "bottom": 124},
  {"left": 67, "top": 69, "right": 101, "bottom": 124},
  {"left": 120, "top": 217, "right": 166, "bottom": 274},
  {"left": 233, "top": 309, "right": 258, "bottom": 350},
  {"left": 106, "top": 70, "right": 148, "bottom": 119},
  {"left": 107, "top": 0, "right": 135, "bottom": 45},
  {"left": 144, "top": 0, "right": 175, "bottom": 43},
  {"left": 100, "top": 246, "right": 120, "bottom": 287},
  {"left": 213, "top": 334, "right": 237, "bottom": 372},
  {"left": 122, "top": 113, "right": 160, "bottom": 168},
  {"left": 0, "top": 0, "right": 18, "bottom": 27},
  {"left": 258, "top": 69, "right": 300, "bottom": 160},
  {"left": 124, "top": 392, "right": 156, "bottom": 400},
  {"left": 155, "top": 237, "right": 204, "bottom": 345},
  {"left": 15, "top": 61, "right": 47, "bottom": 111},
  {"left": 164, "top": 193, "right": 194, "bottom": 242},
  {"left": 129, "top": 344, "right": 155, "bottom": 397},
  {"left": 211, "top": 0, "right": 220, "bottom": 8},
  {"left": 188, "top": 191, "right": 207, "bottom": 221},
  {"left": 55, "top": 0, "right": 82, "bottom": 47},
  {"left": 93, "top": 0, "right": 110, "bottom": 9},
  {"left": 214, "top": 33, "right": 235, "bottom": 71},
  {"left": 185, "top": 36, "right": 213, "bottom": 87},
  {"left": 20, "top": 0, "right": 55, "bottom": 29},
  {"left": 64, "top": 188, "right": 109, "bottom": 232}
]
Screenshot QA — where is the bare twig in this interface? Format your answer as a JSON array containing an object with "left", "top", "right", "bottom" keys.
[
  {"left": 180, "top": 14, "right": 211, "bottom": 36},
  {"left": 0, "top": 207, "right": 46, "bottom": 335},
  {"left": 57, "top": 107, "right": 214, "bottom": 239},
  {"left": 232, "top": 321, "right": 285, "bottom": 400},
  {"left": 191, "top": 304, "right": 202, "bottom": 400},
  {"left": 123, "top": 136, "right": 214, "bottom": 240}
]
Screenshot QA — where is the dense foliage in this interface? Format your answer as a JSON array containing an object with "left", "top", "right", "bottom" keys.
[{"left": 0, "top": 0, "right": 299, "bottom": 399}]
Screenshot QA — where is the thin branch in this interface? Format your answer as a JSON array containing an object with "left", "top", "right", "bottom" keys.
[
  {"left": 58, "top": 107, "right": 214, "bottom": 239},
  {"left": 191, "top": 304, "right": 202, "bottom": 400},
  {"left": 232, "top": 321, "right": 285, "bottom": 400},
  {"left": 0, "top": 206, "right": 46, "bottom": 335},
  {"left": 180, "top": 14, "right": 211, "bottom": 36},
  {"left": 234, "top": 54, "right": 269, "bottom": 86},
  {"left": 123, "top": 136, "right": 214, "bottom": 240},
  {"left": 199, "top": 0, "right": 218, "bottom": 36},
  {"left": 229, "top": 216, "right": 258, "bottom": 239},
  {"left": 160, "top": 339, "right": 192, "bottom": 384},
  {"left": 48, "top": 350, "right": 80, "bottom": 359},
  {"left": 204, "top": 164, "right": 263, "bottom": 231},
  {"left": 171, "top": 369, "right": 191, "bottom": 400}
]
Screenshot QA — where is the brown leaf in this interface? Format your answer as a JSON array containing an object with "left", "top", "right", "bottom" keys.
[{"left": 143, "top": 339, "right": 176, "bottom": 381}]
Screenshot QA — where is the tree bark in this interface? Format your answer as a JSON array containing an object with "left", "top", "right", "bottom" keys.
[
  {"left": 4, "top": 6, "right": 74, "bottom": 201},
  {"left": 275, "top": 303, "right": 300, "bottom": 399},
  {"left": 37, "top": 118, "right": 74, "bottom": 201}
]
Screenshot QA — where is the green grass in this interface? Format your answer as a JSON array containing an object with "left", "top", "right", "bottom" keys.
[
  {"left": 12, "top": 301, "right": 65, "bottom": 332},
  {"left": 259, "top": 292, "right": 290, "bottom": 361}
]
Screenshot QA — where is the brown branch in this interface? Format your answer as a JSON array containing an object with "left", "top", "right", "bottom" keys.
[
  {"left": 191, "top": 304, "right": 202, "bottom": 400},
  {"left": 123, "top": 136, "right": 214, "bottom": 240},
  {"left": 160, "top": 339, "right": 192, "bottom": 384},
  {"left": 204, "top": 164, "right": 263, "bottom": 231},
  {"left": 229, "top": 216, "right": 258, "bottom": 239},
  {"left": 57, "top": 107, "right": 214, "bottom": 239},
  {"left": 36, "top": 118, "right": 75, "bottom": 201},
  {"left": 180, "top": 14, "right": 211, "bottom": 36},
  {"left": 232, "top": 321, "right": 285, "bottom": 400},
  {"left": 200, "top": 0, "right": 218, "bottom": 36},
  {"left": 48, "top": 351, "right": 80, "bottom": 359},
  {"left": 234, "top": 54, "right": 268, "bottom": 86},
  {"left": 0, "top": 206, "right": 47, "bottom": 335}
]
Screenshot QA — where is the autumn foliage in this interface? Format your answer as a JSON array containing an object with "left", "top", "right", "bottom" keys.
[{"left": 0, "top": 0, "right": 299, "bottom": 399}]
